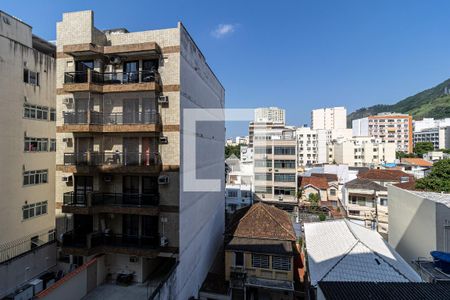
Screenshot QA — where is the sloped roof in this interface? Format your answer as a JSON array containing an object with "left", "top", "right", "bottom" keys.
[
  {"left": 300, "top": 176, "right": 329, "bottom": 190},
  {"left": 358, "top": 169, "right": 413, "bottom": 182},
  {"left": 318, "top": 282, "right": 450, "bottom": 300},
  {"left": 401, "top": 158, "right": 433, "bottom": 167},
  {"left": 311, "top": 173, "right": 338, "bottom": 182},
  {"left": 304, "top": 219, "right": 421, "bottom": 287},
  {"left": 345, "top": 178, "right": 387, "bottom": 192},
  {"left": 226, "top": 202, "right": 296, "bottom": 241}
]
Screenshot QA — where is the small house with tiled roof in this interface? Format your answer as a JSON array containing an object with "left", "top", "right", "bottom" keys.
[
  {"left": 299, "top": 176, "right": 339, "bottom": 207},
  {"left": 358, "top": 169, "right": 414, "bottom": 186},
  {"left": 224, "top": 202, "right": 297, "bottom": 299}
]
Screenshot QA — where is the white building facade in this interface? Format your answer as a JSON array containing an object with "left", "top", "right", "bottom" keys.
[{"left": 311, "top": 106, "right": 347, "bottom": 130}]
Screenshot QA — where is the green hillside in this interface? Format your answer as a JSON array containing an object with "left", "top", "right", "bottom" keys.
[{"left": 347, "top": 78, "right": 450, "bottom": 126}]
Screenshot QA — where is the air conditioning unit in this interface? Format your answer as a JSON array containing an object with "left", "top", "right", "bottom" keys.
[
  {"left": 62, "top": 137, "right": 72, "bottom": 143},
  {"left": 63, "top": 98, "right": 74, "bottom": 105},
  {"left": 109, "top": 56, "right": 122, "bottom": 65},
  {"left": 158, "top": 175, "right": 169, "bottom": 185},
  {"left": 103, "top": 175, "right": 113, "bottom": 182},
  {"left": 160, "top": 236, "right": 169, "bottom": 247},
  {"left": 62, "top": 175, "right": 73, "bottom": 183},
  {"left": 278, "top": 195, "right": 283, "bottom": 201},
  {"left": 159, "top": 136, "right": 168, "bottom": 144},
  {"left": 158, "top": 95, "right": 169, "bottom": 104}
]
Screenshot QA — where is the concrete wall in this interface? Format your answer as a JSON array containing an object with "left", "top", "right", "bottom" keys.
[
  {"left": 177, "top": 24, "right": 225, "bottom": 299},
  {"left": 388, "top": 186, "right": 437, "bottom": 265},
  {"left": 0, "top": 9, "right": 56, "bottom": 264}
]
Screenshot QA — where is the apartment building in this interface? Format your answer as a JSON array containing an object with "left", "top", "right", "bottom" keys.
[
  {"left": 253, "top": 127, "right": 298, "bottom": 210},
  {"left": 414, "top": 117, "right": 450, "bottom": 132},
  {"left": 56, "top": 10, "right": 224, "bottom": 299},
  {"left": 0, "top": 11, "right": 57, "bottom": 298},
  {"left": 330, "top": 136, "right": 396, "bottom": 167},
  {"left": 254, "top": 107, "right": 285, "bottom": 124},
  {"left": 311, "top": 106, "right": 347, "bottom": 130},
  {"left": 352, "top": 112, "right": 413, "bottom": 153},
  {"left": 413, "top": 126, "right": 450, "bottom": 150}
]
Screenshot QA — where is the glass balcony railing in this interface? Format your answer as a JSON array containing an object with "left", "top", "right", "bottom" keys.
[
  {"left": 62, "top": 231, "right": 159, "bottom": 249},
  {"left": 63, "top": 111, "right": 161, "bottom": 125},
  {"left": 63, "top": 151, "right": 160, "bottom": 167},
  {"left": 64, "top": 70, "right": 160, "bottom": 85},
  {"left": 63, "top": 191, "right": 159, "bottom": 207}
]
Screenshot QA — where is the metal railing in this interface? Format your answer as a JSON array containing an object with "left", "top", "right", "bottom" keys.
[
  {"left": 63, "top": 151, "right": 160, "bottom": 167},
  {"left": 63, "top": 111, "right": 160, "bottom": 125},
  {"left": 92, "top": 192, "right": 159, "bottom": 207},
  {"left": 64, "top": 70, "right": 160, "bottom": 85},
  {"left": 62, "top": 231, "right": 159, "bottom": 249},
  {"left": 63, "top": 192, "right": 88, "bottom": 206}
]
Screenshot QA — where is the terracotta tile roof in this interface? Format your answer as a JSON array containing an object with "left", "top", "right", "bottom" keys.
[
  {"left": 300, "top": 176, "right": 329, "bottom": 190},
  {"left": 358, "top": 169, "right": 413, "bottom": 182},
  {"left": 226, "top": 202, "right": 296, "bottom": 241},
  {"left": 345, "top": 178, "right": 387, "bottom": 192},
  {"left": 311, "top": 173, "right": 338, "bottom": 182},
  {"left": 393, "top": 181, "right": 418, "bottom": 190},
  {"left": 401, "top": 158, "right": 433, "bottom": 167}
]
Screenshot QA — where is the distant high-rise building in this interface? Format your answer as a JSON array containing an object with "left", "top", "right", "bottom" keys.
[
  {"left": 0, "top": 10, "right": 56, "bottom": 298},
  {"left": 254, "top": 107, "right": 285, "bottom": 124},
  {"left": 352, "top": 112, "right": 413, "bottom": 153},
  {"left": 311, "top": 106, "right": 347, "bottom": 130}
]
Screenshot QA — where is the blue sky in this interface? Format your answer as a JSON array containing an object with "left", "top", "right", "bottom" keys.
[{"left": 4, "top": 0, "right": 450, "bottom": 137}]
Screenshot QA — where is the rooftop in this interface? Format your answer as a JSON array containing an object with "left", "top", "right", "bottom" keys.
[
  {"left": 358, "top": 169, "right": 413, "bottom": 182},
  {"left": 409, "top": 190, "right": 450, "bottom": 208},
  {"left": 345, "top": 178, "right": 387, "bottom": 192},
  {"left": 310, "top": 173, "right": 338, "bottom": 182},
  {"left": 401, "top": 158, "right": 433, "bottom": 167},
  {"left": 304, "top": 219, "right": 421, "bottom": 287},
  {"left": 318, "top": 282, "right": 450, "bottom": 300},
  {"left": 300, "top": 176, "right": 329, "bottom": 190}
]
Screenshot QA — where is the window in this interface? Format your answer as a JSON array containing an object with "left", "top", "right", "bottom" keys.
[
  {"left": 24, "top": 104, "right": 51, "bottom": 121},
  {"left": 379, "top": 198, "right": 388, "bottom": 206},
  {"left": 330, "top": 189, "right": 336, "bottom": 196},
  {"left": 255, "top": 160, "right": 272, "bottom": 168},
  {"left": 241, "top": 191, "right": 252, "bottom": 198},
  {"left": 252, "top": 254, "right": 269, "bottom": 269},
  {"left": 349, "top": 210, "right": 360, "bottom": 216},
  {"left": 272, "top": 256, "right": 291, "bottom": 271},
  {"left": 50, "top": 108, "right": 56, "bottom": 121},
  {"left": 235, "top": 252, "right": 244, "bottom": 267},
  {"left": 255, "top": 186, "right": 272, "bottom": 194},
  {"left": 274, "top": 187, "right": 296, "bottom": 196},
  {"left": 254, "top": 147, "right": 272, "bottom": 154},
  {"left": 274, "top": 160, "right": 296, "bottom": 169},
  {"left": 274, "top": 146, "right": 295, "bottom": 155},
  {"left": 227, "top": 190, "right": 238, "bottom": 198},
  {"left": 255, "top": 173, "right": 272, "bottom": 181},
  {"left": 24, "top": 69, "right": 39, "bottom": 86},
  {"left": 24, "top": 137, "right": 48, "bottom": 152},
  {"left": 23, "top": 201, "right": 48, "bottom": 220},
  {"left": 23, "top": 169, "right": 48, "bottom": 186},
  {"left": 49, "top": 139, "right": 56, "bottom": 152},
  {"left": 274, "top": 173, "right": 295, "bottom": 182}
]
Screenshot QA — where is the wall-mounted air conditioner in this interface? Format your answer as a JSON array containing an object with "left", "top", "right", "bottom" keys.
[
  {"left": 159, "top": 136, "right": 168, "bottom": 144},
  {"left": 62, "top": 137, "right": 72, "bottom": 143},
  {"left": 158, "top": 175, "right": 169, "bottom": 185},
  {"left": 62, "top": 175, "right": 73, "bottom": 183},
  {"left": 63, "top": 98, "right": 74, "bottom": 105},
  {"left": 158, "top": 96, "right": 169, "bottom": 104}
]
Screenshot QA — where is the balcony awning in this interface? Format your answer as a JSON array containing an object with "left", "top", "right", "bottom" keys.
[{"left": 245, "top": 276, "right": 294, "bottom": 291}]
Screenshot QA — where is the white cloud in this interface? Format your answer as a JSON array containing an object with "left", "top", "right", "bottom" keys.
[{"left": 211, "top": 24, "right": 238, "bottom": 38}]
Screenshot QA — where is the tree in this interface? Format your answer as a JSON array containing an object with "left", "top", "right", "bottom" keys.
[
  {"left": 225, "top": 145, "right": 240, "bottom": 158},
  {"left": 318, "top": 213, "right": 326, "bottom": 222},
  {"left": 413, "top": 142, "right": 434, "bottom": 157},
  {"left": 396, "top": 151, "right": 416, "bottom": 159},
  {"left": 308, "top": 193, "right": 320, "bottom": 207},
  {"left": 440, "top": 149, "right": 450, "bottom": 154},
  {"left": 415, "top": 158, "right": 450, "bottom": 192}
]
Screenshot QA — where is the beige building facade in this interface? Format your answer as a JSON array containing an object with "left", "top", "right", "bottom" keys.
[
  {"left": 56, "top": 10, "right": 224, "bottom": 299},
  {"left": 311, "top": 106, "right": 347, "bottom": 130},
  {"left": 0, "top": 10, "right": 56, "bottom": 298}
]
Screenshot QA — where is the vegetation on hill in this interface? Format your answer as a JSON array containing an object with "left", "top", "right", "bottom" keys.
[{"left": 347, "top": 78, "right": 450, "bottom": 126}]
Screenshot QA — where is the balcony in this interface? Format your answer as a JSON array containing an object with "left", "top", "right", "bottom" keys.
[
  {"left": 62, "top": 70, "right": 161, "bottom": 93},
  {"left": 62, "top": 191, "right": 160, "bottom": 215},
  {"left": 59, "top": 151, "right": 161, "bottom": 174},
  {"left": 62, "top": 231, "right": 160, "bottom": 257},
  {"left": 58, "top": 111, "right": 161, "bottom": 133}
]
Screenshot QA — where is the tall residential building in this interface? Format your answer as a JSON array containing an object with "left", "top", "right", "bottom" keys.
[
  {"left": 254, "top": 107, "right": 285, "bottom": 124},
  {"left": 248, "top": 121, "right": 286, "bottom": 147},
  {"left": 413, "top": 126, "right": 450, "bottom": 150},
  {"left": 330, "top": 136, "right": 396, "bottom": 167},
  {"left": 352, "top": 113, "right": 413, "bottom": 153},
  {"left": 56, "top": 10, "right": 224, "bottom": 299},
  {"left": 253, "top": 127, "right": 298, "bottom": 211},
  {"left": 0, "top": 11, "right": 56, "bottom": 298},
  {"left": 413, "top": 117, "right": 450, "bottom": 132},
  {"left": 311, "top": 106, "right": 347, "bottom": 130}
]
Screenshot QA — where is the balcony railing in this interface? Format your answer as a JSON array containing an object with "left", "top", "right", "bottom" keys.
[
  {"left": 63, "top": 191, "right": 159, "bottom": 207},
  {"left": 64, "top": 70, "right": 159, "bottom": 85},
  {"left": 63, "top": 151, "right": 160, "bottom": 167},
  {"left": 62, "top": 231, "right": 159, "bottom": 250},
  {"left": 63, "top": 111, "right": 160, "bottom": 125}
]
